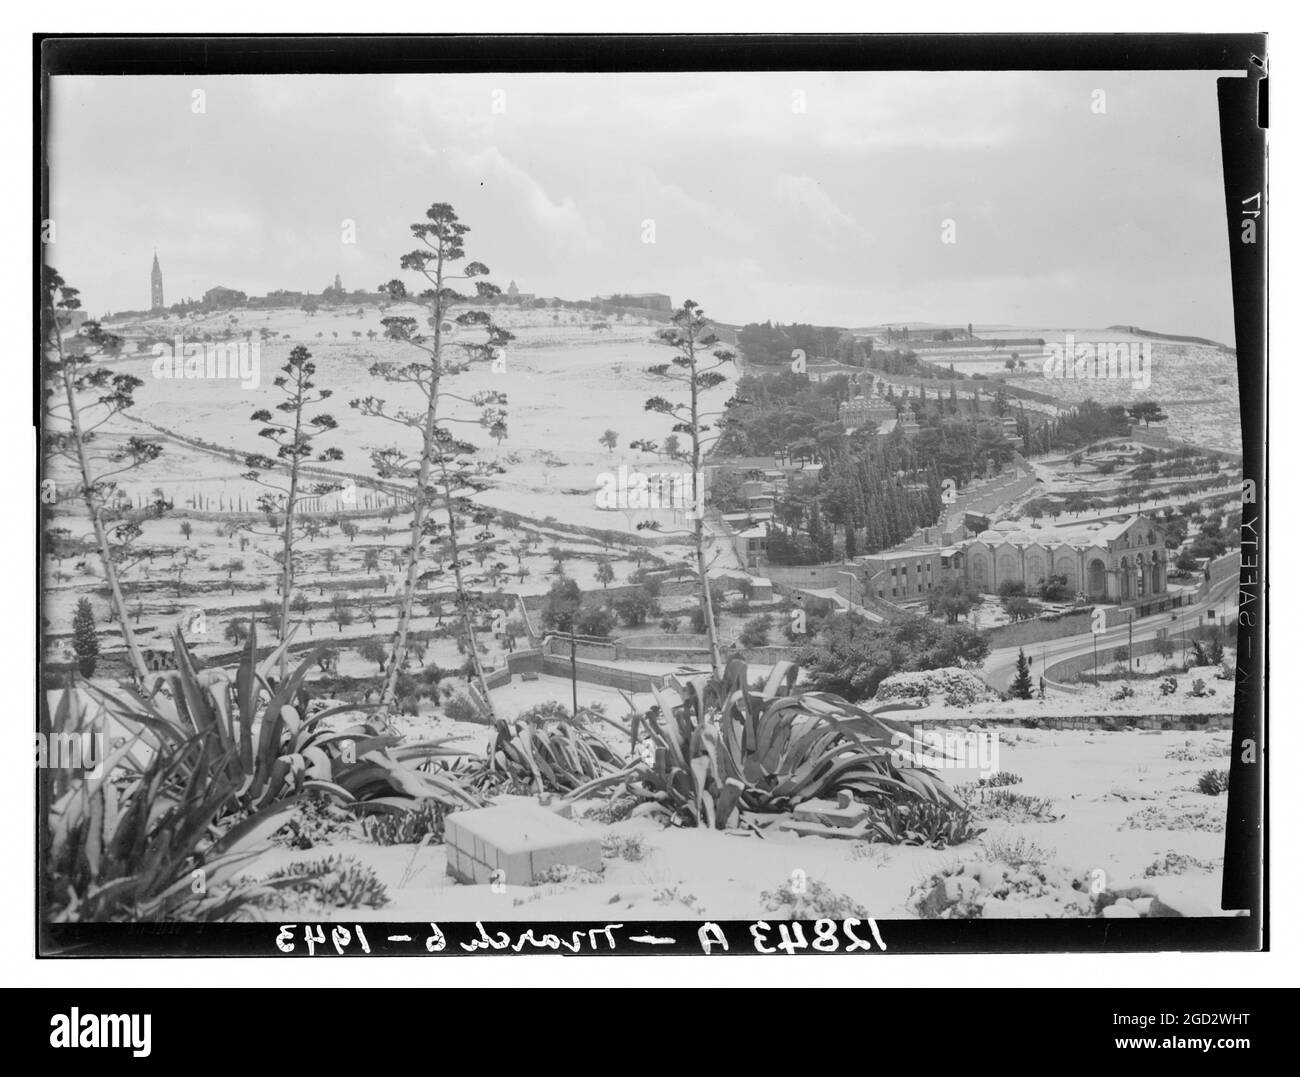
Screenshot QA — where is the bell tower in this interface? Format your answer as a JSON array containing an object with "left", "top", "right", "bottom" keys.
[{"left": 151, "top": 251, "right": 164, "bottom": 311}]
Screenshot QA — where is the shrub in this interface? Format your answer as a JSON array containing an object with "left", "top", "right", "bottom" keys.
[
  {"left": 1191, "top": 639, "right": 1225, "bottom": 666},
  {"left": 276, "top": 793, "right": 358, "bottom": 850},
  {"left": 361, "top": 799, "right": 444, "bottom": 844},
  {"left": 875, "top": 667, "right": 992, "bottom": 708},
  {"left": 516, "top": 700, "right": 573, "bottom": 726},
  {"left": 980, "top": 833, "right": 1055, "bottom": 867},
  {"left": 613, "top": 587, "right": 658, "bottom": 627},
  {"left": 1197, "top": 768, "right": 1230, "bottom": 796},
  {"left": 977, "top": 771, "right": 1023, "bottom": 788},
  {"left": 575, "top": 604, "right": 616, "bottom": 638},
  {"left": 260, "top": 855, "right": 389, "bottom": 909},
  {"left": 1122, "top": 805, "right": 1224, "bottom": 832},
  {"left": 864, "top": 798, "right": 983, "bottom": 847},
  {"left": 1160, "top": 676, "right": 1178, "bottom": 696},
  {"left": 600, "top": 833, "right": 648, "bottom": 861},
  {"left": 967, "top": 788, "right": 1058, "bottom": 823},
  {"left": 586, "top": 793, "right": 638, "bottom": 824},
  {"left": 1166, "top": 744, "right": 1205, "bottom": 762},
  {"left": 1110, "top": 684, "right": 1135, "bottom": 701},
  {"left": 443, "top": 691, "right": 485, "bottom": 723},
  {"left": 1143, "top": 851, "right": 1220, "bottom": 877},
  {"left": 738, "top": 613, "right": 773, "bottom": 648},
  {"left": 533, "top": 864, "right": 604, "bottom": 886},
  {"left": 909, "top": 860, "right": 1092, "bottom": 919},
  {"left": 761, "top": 877, "right": 870, "bottom": 920}
]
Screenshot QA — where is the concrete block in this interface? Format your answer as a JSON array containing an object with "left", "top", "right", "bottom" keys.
[{"left": 443, "top": 804, "right": 600, "bottom": 886}]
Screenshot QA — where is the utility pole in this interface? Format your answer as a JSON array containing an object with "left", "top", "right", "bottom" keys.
[
  {"left": 570, "top": 627, "right": 578, "bottom": 719},
  {"left": 1093, "top": 631, "right": 1099, "bottom": 684},
  {"left": 1128, "top": 610, "right": 1134, "bottom": 674}
]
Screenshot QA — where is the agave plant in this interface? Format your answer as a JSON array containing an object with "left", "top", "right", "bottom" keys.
[
  {"left": 43, "top": 622, "right": 482, "bottom": 921},
  {"left": 41, "top": 685, "right": 309, "bottom": 921},
  {"left": 81, "top": 623, "right": 480, "bottom": 814},
  {"left": 588, "top": 658, "right": 965, "bottom": 833},
  {"left": 464, "top": 718, "right": 628, "bottom": 796}
]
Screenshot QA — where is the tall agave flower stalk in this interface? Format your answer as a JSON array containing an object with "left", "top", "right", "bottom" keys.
[{"left": 351, "top": 201, "right": 510, "bottom": 714}]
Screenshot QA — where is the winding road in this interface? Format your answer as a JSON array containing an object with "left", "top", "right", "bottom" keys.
[{"left": 981, "top": 572, "right": 1240, "bottom": 694}]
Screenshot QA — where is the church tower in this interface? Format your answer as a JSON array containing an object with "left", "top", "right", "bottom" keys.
[{"left": 151, "top": 251, "right": 165, "bottom": 311}]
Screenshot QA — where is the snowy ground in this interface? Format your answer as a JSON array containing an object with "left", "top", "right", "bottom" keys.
[
  {"left": 56, "top": 303, "right": 730, "bottom": 535},
  {"left": 235, "top": 725, "right": 1234, "bottom": 921}
]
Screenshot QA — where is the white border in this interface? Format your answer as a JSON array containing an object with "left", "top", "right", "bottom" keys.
[{"left": 4, "top": 2, "right": 1287, "bottom": 991}]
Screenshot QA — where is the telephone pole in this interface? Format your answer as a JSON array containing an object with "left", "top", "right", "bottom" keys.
[{"left": 570, "top": 628, "right": 578, "bottom": 718}]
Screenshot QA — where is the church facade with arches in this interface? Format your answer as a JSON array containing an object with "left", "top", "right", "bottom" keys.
[{"left": 957, "top": 514, "right": 1168, "bottom": 602}]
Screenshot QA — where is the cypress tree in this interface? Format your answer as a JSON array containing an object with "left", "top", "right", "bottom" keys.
[
  {"left": 1011, "top": 648, "right": 1034, "bottom": 699},
  {"left": 72, "top": 597, "right": 99, "bottom": 677}
]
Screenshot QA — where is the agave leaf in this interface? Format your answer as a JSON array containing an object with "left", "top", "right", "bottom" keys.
[
  {"left": 205, "top": 796, "right": 304, "bottom": 859},
  {"left": 359, "top": 751, "right": 483, "bottom": 808},
  {"left": 255, "top": 621, "right": 302, "bottom": 682},
  {"left": 563, "top": 768, "right": 639, "bottom": 802},
  {"left": 301, "top": 779, "right": 356, "bottom": 803},
  {"left": 763, "top": 660, "right": 798, "bottom": 698},
  {"left": 169, "top": 628, "right": 225, "bottom": 746}
]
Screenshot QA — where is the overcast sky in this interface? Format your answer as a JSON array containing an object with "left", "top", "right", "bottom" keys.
[{"left": 48, "top": 70, "right": 1237, "bottom": 343}]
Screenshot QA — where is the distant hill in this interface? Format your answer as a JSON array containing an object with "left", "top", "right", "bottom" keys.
[{"left": 1105, "top": 325, "right": 1235, "bottom": 353}]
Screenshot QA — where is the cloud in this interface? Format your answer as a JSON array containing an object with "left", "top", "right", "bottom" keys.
[
  {"left": 772, "top": 174, "right": 868, "bottom": 238},
  {"left": 447, "top": 144, "right": 597, "bottom": 254}
]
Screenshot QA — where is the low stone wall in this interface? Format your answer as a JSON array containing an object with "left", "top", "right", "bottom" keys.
[
  {"left": 911, "top": 711, "right": 1232, "bottom": 731},
  {"left": 542, "top": 636, "right": 620, "bottom": 661},
  {"left": 614, "top": 646, "right": 713, "bottom": 664},
  {"left": 1044, "top": 635, "right": 1191, "bottom": 683},
  {"left": 760, "top": 562, "right": 856, "bottom": 589},
  {"left": 768, "top": 582, "right": 838, "bottom": 616},
  {"left": 738, "top": 645, "right": 801, "bottom": 665},
  {"left": 540, "top": 655, "right": 667, "bottom": 693},
  {"left": 483, "top": 648, "right": 545, "bottom": 689},
  {"left": 1037, "top": 712, "right": 1232, "bottom": 731},
  {"left": 984, "top": 609, "right": 1094, "bottom": 649},
  {"left": 620, "top": 633, "right": 710, "bottom": 652},
  {"left": 1199, "top": 551, "right": 1241, "bottom": 598}
]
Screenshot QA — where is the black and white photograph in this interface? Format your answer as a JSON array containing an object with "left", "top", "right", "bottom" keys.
[{"left": 31, "top": 31, "right": 1267, "bottom": 980}]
